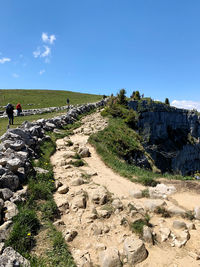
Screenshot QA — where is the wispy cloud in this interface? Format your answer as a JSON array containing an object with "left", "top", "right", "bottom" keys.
[
  {"left": 0, "top": 57, "right": 11, "bottom": 64},
  {"left": 41, "top": 46, "right": 51, "bottom": 58},
  {"left": 39, "top": 69, "right": 45, "bottom": 75},
  {"left": 42, "top": 33, "right": 56, "bottom": 44},
  {"left": 171, "top": 100, "right": 200, "bottom": 111},
  {"left": 33, "top": 47, "right": 41, "bottom": 58},
  {"left": 33, "top": 32, "right": 56, "bottom": 62},
  {"left": 12, "top": 73, "right": 19, "bottom": 78}
]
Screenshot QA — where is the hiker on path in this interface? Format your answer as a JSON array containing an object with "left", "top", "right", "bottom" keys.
[
  {"left": 16, "top": 103, "right": 22, "bottom": 116},
  {"left": 6, "top": 103, "right": 14, "bottom": 125}
]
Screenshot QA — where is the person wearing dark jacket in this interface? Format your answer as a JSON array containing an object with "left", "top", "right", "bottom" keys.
[{"left": 6, "top": 103, "right": 14, "bottom": 125}]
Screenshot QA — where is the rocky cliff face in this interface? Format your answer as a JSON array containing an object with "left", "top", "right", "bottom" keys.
[{"left": 129, "top": 100, "right": 200, "bottom": 175}]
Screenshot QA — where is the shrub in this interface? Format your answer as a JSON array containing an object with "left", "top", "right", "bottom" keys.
[
  {"left": 165, "top": 98, "right": 170, "bottom": 105},
  {"left": 116, "top": 89, "right": 127, "bottom": 105},
  {"left": 124, "top": 109, "right": 138, "bottom": 129}
]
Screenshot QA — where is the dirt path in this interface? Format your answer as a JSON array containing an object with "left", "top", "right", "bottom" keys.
[{"left": 51, "top": 110, "right": 200, "bottom": 267}]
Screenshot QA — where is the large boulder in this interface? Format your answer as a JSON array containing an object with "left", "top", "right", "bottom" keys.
[
  {"left": 0, "top": 247, "right": 30, "bottom": 266},
  {"left": 0, "top": 188, "right": 13, "bottom": 201},
  {"left": 0, "top": 173, "right": 19, "bottom": 191},
  {"left": 123, "top": 236, "right": 148, "bottom": 265},
  {"left": 99, "top": 247, "right": 122, "bottom": 267},
  {"left": 6, "top": 158, "right": 21, "bottom": 173}
]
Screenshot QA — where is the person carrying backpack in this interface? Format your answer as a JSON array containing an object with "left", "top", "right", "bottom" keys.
[
  {"left": 6, "top": 103, "right": 14, "bottom": 125},
  {"left": 16, "top": 103, "right": 22, "bottom": 116}
]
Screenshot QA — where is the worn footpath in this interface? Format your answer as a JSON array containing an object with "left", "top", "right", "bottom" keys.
[{"left": 51, "top": 110, "right": 200, "bottom": 267}]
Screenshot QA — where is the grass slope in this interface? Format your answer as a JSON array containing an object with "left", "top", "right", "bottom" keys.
[
  {"left": 0, "top": 89, "right": 102, "bottom": 110},
  {"left": 89, "top": 117, "right": 193, "bottom": 184},
  {"left": 0, "top": 89, "right": 102, "bottom": 137}
]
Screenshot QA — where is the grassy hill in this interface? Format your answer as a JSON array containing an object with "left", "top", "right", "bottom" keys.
[
  {"left": 0, "top": 89, "right": 102, "bottom": 111},
  {"left": 0, "top": 89, "right": 103, "bottom": 137}
]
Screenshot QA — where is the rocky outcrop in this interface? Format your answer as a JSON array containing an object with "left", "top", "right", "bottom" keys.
[{"left": 129, "top": 100, "right": 200, "bottom": 175}]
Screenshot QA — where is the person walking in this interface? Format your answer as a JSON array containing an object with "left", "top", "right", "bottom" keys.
[
  {"left": 16, "top": 103, "right": 22, "bottom": 116},
  {"left": 6, "top": 103, "right": 14, "bottom": 125}
]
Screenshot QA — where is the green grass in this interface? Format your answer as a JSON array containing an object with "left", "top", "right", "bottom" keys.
[
  {"left": 0, "top": 89, "right": 102, "bottom": 110},
  {"left": 5, "top": 207, "right": 40, "bottom": 254},
  {"left": 89, "top": 117, "right": 194, "bottom": 184}
]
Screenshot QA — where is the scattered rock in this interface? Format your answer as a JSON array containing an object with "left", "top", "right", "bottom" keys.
[
  {"left": 149, "top": 183, "right": 176, "bottom": 199},
  {"left": 71, "top": 177, "right": 84, "bottom": 186},
  {"left": 143, "top": 226, "right": 153, "bottom": 244},
  {"left": 144, "top": 199, "right": 166, "bottom": 212},
  {"left": 78, "top": 146, "right": 91, "bottom": 158},
  {"left": 129, "top": 190, "right": 142, "bottom": 199},
  {"left": 99, "top": 247, "right": 122, "bottom": 267},
  {"left": 159, "top": 227, "right": 171, "bottom": 242},
  {"left": 123, "top": 236, "right": 148, "bottom": 265},
  {"left": 194, "top": 207, "right": 200, "bottom": 220},
  {"left": 34, "top": 167, "right": 49, "bottom": 174},
  {"left": 173, "top": 221, "right": 187, "bottom": 230},
  {"left": 64, "top": 229, "right": 78, "bottom": 242},
  {"left": 57, "top": 185, "right": 69, "bottom": 194}
]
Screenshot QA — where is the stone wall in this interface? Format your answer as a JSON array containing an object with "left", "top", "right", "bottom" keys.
[
  {"left": 0, "top": 104, "right": 74, "bottom": 118},
  {"left": 0, "top": 99, "right": 107, "bottom": 263}
]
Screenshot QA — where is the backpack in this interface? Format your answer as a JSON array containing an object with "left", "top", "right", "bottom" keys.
[{"left": 6, "top": 104, "right": 13, "bottom": 114}]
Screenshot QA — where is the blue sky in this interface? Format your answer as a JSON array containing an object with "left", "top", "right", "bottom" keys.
[{"left": 1, "top": 0, "right": 200, "bottom": 109}]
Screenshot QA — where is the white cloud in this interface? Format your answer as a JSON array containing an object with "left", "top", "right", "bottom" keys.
[
  {"left": 33, "top": 47, "right": 41, "bottom": 58},
  {"left": 41, "top": 46, "right": 51, "bottom": 57},
  {"left": 171, "top": 100, "right": 200, "bottom": 111},
  {"left": 42, "top": 32, "right": 56, "bottom": 44},
  {"left": 39, "top": 69, "right": 45, "bottom": 75},
  {"left": 0, "top": 57, "right": 11, "bottom": 64},
  {"left": 12, "top": 73, "right": 19, "bottom": 78}
]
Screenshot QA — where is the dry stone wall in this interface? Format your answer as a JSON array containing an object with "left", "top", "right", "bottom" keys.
[{"left": 0, "top": 99, "right": 107, "bottom": 265}]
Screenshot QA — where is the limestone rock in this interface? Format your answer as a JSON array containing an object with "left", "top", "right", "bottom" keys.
[
  {"left": 173, "top": 221, "right": 186, "bottom": 230},
  {"left": 129, "top": 190, "right": 142, "bottom": 199},
  {"left": 72, "top": 195, "right": 87, "bottom": 209},
  {"left": 144, "top": 199, "right": 166, "bottom": 212},
  {"left": 159, "top": 227, "right": 171, "bottom": 242},
  {"left": 0, "top": 221, "right": 12, "bottom": 242},
  {"left": 168, "top": 205, "right": 186, "bottom": 216},
  {"left": 0, "top": 188, "right": 13, "bottom": 201},
  {"left": 4, "top": 201, "right": 18, "bottom": 221},
  {"left": 149, "top": 183, "right": 176, "bottom": 199},
  {"left": 99, "top": 247, "right": 122, "bottom": 267},
  {"left": 123, "top": 236, "right": 148, "bottom": 265},
  {"left": 57, "top": 185, "right": 69, "bottom": 194},
  {"left": 78, "top": 147, "right": 91, "bottom": 158},
  {"left": 64, "top": 229, "right": 78, "bottom": 242},
  {"left": 71, "top": 177, "right": 84, "bottom": 186},
  {"left": 0, "top": 247, "right": 30, "bottom": 266},
  {"left": 194, "top": 207, "right": 200, "bottom": 220},
  {"left": 34, "top": 167, "right": 49, "bottom": 174},
  {"left": 112, "top": 199, "right": 123, "bottom": 210},
  {"left": 6, "top": 158, "right": 21, "bottom": 173},
  {"left": 90, "top": 186, "right": 108, "bottom": 205},
  {"left": 143, "top": 226, "right": 153, "bottom": 244},
  {"left": 0, "top": 173, "right": 19, "bottom": 191}
]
